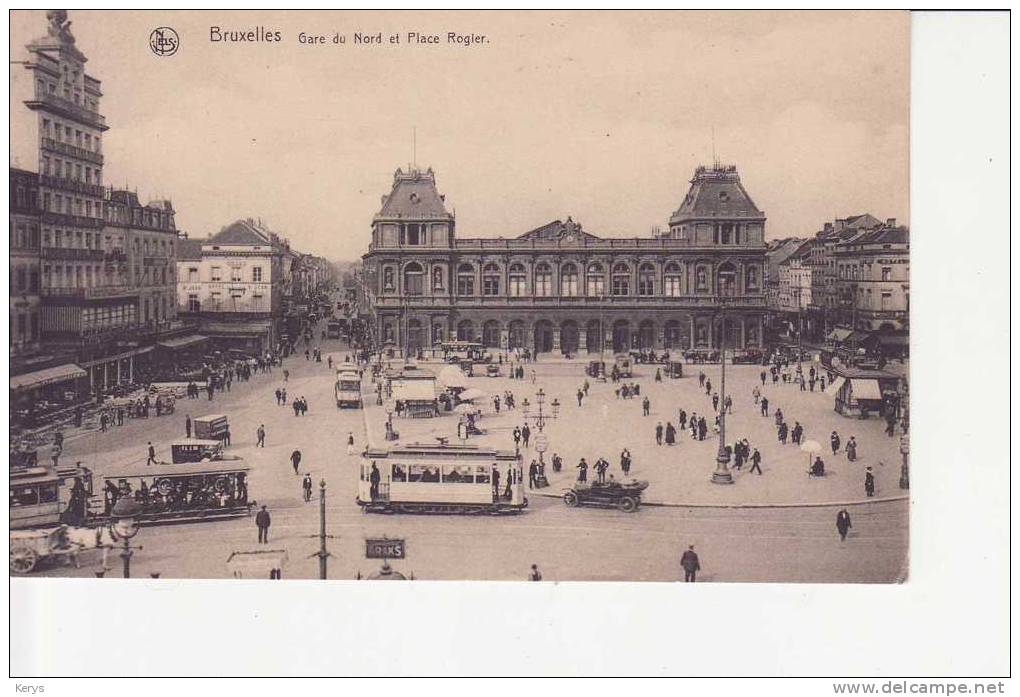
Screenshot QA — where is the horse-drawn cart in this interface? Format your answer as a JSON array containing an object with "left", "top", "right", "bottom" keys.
[{"left": 10, "top": 526, "right": 82, "bottom": 574}]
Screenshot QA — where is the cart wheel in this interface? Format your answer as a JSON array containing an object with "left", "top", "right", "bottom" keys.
[
  {"left": 563, "top": 490, "right": 579, "bottom": 507},
  {"left": 617, "top": 496, "right": 638, "bottom": 513},
  {"left": 156, "top": 478, "right": 173, "bottom": 496},
  {"left": 10, "top": 546, "right": 38, "bottom": 574}
]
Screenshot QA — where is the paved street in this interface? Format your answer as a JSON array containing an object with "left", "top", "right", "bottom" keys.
[{"left": 40, "top": 341, "right": 908, "bottom": 582}]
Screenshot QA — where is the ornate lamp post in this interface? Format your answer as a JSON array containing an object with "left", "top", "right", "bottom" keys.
[
  {"left": 384, "top": 401, "right": 397, "bottom": 441},
  {"left": 711, "top": 292, "right": 734, "bottom": 485},
  {"left": 110, "top": 497, "right": 143, "bottom": 578}
]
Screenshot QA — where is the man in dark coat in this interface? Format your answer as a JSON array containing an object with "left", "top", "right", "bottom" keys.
[
  {"left": 255, "top": 505, "right": 271, "bottom": 544},
  {"left": 865, "top": 467, "right": 876, "bottom": 497},
  {"left": 749, "top": 448, "right": 763, "bottom": 475},
  {"left": 760, "top": 397, "right": 769, "bottom": 416},
  {"left": 576, "top": 458, "right": 589, "bottom": 483},
  {"left": 836, "top": 508, "right": 852, "bottom": 541},
  {"left": 185, "top": 415, "right": 192, "bottom": 439},
  {"left": 369, "top": 464, "right": 381, "bottom": 500},
  {"left": 302, "top": 473, "right": 313, "bottom": 502},
  {"left": 291, "top": 449, "right": 302, "bottom": 475},
  {"left": 655, "top": 422, "right": 664, "bottom": 446},
  {"left": 680, "top": 545, "right": 701, "bottom": 582},
  {"left": 830, "top": 431, "right": 841, "bottom": 456},
  {"left": 521, "top": 424, "right": 531, "bottom": 448},
  {"left": 664, "top": 422, "right": 676, "bottom": 446},
  {"left": 492, "top": 467, "right": 501, "bottom": 500},
  {"left": 146, "top": 442, "right": 157, "bottom": 465},
  {"left": 528, "top": 460, "right": 539, "bottom": 489}
]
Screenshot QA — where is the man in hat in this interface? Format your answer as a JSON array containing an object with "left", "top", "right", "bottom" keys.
[
  {"left": 865, "top": 467, "right": 876, "bottom": 497},
  {"left": 255, "top": 505, "right": 271, "bottom": 544},
  {"left": 836, "top": 508, "right": 852, "bottom": 542},
  {"left": 302, "top": 473, "right": 313, "bottom": 502},
  {"left": 680, "top": 545, "right": 701, "bottom": 583}
]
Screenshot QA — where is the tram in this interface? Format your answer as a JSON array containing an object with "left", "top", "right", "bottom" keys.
[
  {"left": 335, "top": 363, "right": 364, "bottom": 408},
  {"left": 357, "top": 443, "right": 527, "bottom": 515},
  {"left": 99, "top": 459, "right": 252, "bottom": 524},
  {"left": 9, "top": 462, "right": 94, "bottom": 530}
]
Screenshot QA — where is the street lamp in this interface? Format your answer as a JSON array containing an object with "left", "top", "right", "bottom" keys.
[
  {"left": 711, "top": 292, "right": 734, "bottom": 485},
  {"left": 110, "top": 497, "right": 143, "bottom": 578},
  {"left": 384, "top": 401, "right": 397, "bottom": 441}
]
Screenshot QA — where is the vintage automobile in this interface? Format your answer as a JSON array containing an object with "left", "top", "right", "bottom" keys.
[
  {"left": 485, "top": 364, "right": 501, "bottom": 377},
  {"left": 666, "top": 361, "right": 684, "bottom": 379},
  {"left": 586, "top": 360, "right": 606, "bottom": 379},
  {"left": 562, "top": 478, "right": 649, "bottom": 512},
  {"left": 613, "top": 353, "right": 633, "bottom": 378}
]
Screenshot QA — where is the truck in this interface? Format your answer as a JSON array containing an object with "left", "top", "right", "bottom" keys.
[{"left": 335, "top": 367, "right": 363, "bottom": 408}]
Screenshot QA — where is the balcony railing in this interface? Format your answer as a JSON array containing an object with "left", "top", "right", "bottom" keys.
[
  {"left": 372, "top": 294, "right": 767, "bottom": 308},
  {"left": 41, "top": 246, "right": 105, "bottom": 261},
  {"left": 368, "top": 237, "right": 767, "bottom": 252},
  {"left": 40, "top": 137, "right": 104, "bottom": 165},
  {"left": 28, "top": 93, "right": 107, "bottom": 130},
  {"left": 40, "top": 173, "right": 105, "bottom": 198},
  {"left": 41, "top": 211, "right": 104, "bottom": 229},
  {"left": 41, "top": 285, "right": 138, "bottom": 300}
]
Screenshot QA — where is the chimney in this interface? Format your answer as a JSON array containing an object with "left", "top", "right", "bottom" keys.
[
  {"left": 834, "top": 219, "right": 846, "bottom": 231},
  {"left": 886, "top": 218, "right": 896, "bottom": 227},
  {"left": 823, "top": 222, "right": 833, "bottom": 233}
]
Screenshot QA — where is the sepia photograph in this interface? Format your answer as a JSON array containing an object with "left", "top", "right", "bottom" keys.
[{"left": 6, "top": 7, "right": 1010, "bottom": 681}]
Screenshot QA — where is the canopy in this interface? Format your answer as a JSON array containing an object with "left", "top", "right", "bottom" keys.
[
  {"left": 392, "top": 379, "right": 436, "bottom": 402},
  {"left": 439, "top": 366, "right": 467, "bottom": 387},
  {"left": 454, "top": 403, "right": 480, "bottom": 414},
  {"left": 157, "top": 334, "right": 208, "bottom": 350},
  {"left": 10, "top": 363, "right": 86, "bottom": 392},
  {"left": 827, "top": 328, "right": 853, "bottom": 343},
  {"left": 459, "top": 388, "right": 488, "bottom": 401},
  {"left": 824, "top": 376, "right": 847, "bottom": 396},
  {"left": 799, "top": 439, "right": 822, "bottom": 454},
  {"left": 851, "top": 379, "right": 883, "bottom": 401},
  {"left": 104, "top": 457, "right": 248, "bottom": 480}
]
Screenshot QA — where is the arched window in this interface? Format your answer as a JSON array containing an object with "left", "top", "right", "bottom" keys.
[
  {"left": 509, "top": 263, "right": 527, "bottom": 297},
  {"left": 638, "top": 263, "right": 655, "bottom": 296},
  {"left": 586, "top": 263, "right": 605, "bottom": 297},
  {"left": 535, "top": 263, "right": 552, "bottom": 297},
  {"left": 403, "top": 262, "right": 424, "bottom": 295},
  {"left": 482, "top": 263, "right": 500, "bottom": 296},
  {"left": 664, "top": 263, "right": 683, "bottom": 297},
  {"left": 456, "top": 263, "right": 475, "bottom": 296},
  {"left": 716, "top": 263, "right": 736, "bottom": 297},
  {"left": 611, "top": 263, "right": 630, "bottom": 296},
  {"left": 560, "top": 263, "right": 578, "bottom": 297}
]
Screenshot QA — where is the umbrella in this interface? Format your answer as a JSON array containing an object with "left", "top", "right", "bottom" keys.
[
  {"left": 459, "top": 388, "right": 488, "bottom": 401},
  {"left": 439, "top": 366, "right": 467, "bottom": 387},
  {"left": 800, "top": 439, "right": 822, "bottom": 469},
  {"left": 454, "top": 403, "right": 479, "bottom": 415}
]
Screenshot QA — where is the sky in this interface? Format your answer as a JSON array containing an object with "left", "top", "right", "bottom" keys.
[{"left": 9, "top": 10, "right": 910, "bottom": 261}]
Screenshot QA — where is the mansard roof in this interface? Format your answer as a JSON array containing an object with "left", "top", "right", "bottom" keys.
[
  {"left": 376, "top": 167, "right": 452, "bottom": 220},
  {"left": 670, "top": 164, "right": 765, "bottom": 224}
]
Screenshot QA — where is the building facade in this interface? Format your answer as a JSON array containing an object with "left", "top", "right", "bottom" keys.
[
  {"left": 832, "top": 224, "right": 909, "bottom": 333},
  {"left": 176, "top": 219, "right": 286, "bottom": 352},
  {"left": 10, "top": 168, "right": 42, "bottom": 355},
  {"left": 362, "top": 165, "right": 768, "bottom": 356}
]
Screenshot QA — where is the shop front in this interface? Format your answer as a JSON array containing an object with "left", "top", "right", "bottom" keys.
[{"left": 9, "top": 363, "right": 89, "bottom": 429}]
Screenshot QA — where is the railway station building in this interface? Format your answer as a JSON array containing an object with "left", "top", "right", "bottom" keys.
[{"left": 362, "top": 164, "right": 769, "bottom": 356}]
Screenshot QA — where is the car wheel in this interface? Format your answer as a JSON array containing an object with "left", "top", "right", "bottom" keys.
[
  {"left": 563, "top": 491, "right": 579, "bottom": 507},
  {"left": 618, "top": 496, "right": 637, "bottom": 513}
]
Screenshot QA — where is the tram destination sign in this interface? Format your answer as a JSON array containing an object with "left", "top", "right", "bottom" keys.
[{"left": 365, "top": 537, "right": 406, "bottom": 559}]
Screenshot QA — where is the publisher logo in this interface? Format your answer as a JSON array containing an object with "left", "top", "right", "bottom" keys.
[{"left": 149, "top": 27, "right": 179, "bottom": 57}]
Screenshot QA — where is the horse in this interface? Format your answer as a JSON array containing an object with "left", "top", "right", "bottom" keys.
[{"left": 64, "top": 525, "right": 125, "bottom": 570}]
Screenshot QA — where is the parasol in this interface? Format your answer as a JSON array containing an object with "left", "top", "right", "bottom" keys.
[{"left": 459, "top": 388, "right": 488, "bottom": 401}]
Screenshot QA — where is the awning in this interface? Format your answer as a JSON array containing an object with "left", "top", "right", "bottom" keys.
[
  {"left": 824, "top": 376, "right": 847, "bottom": 396},
  {"left": 827, "top": 328, "right": 852, "bottom": 343},
  {"left": 850, "top": 379, "right": 883, "bottom": 401},
  {"left": 157, "top": 334, "right": 208, "bottom": 350},
  {"left": 203, "top": 321, "right": 272, "bottom": 337},
  {"left": 393, "top": 379, "right": 436, "bottom": 401},
  {"left": 10, "top": 363, "right": 86, "bottom": 392}
]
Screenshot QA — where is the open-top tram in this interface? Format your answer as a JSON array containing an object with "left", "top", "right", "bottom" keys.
[{"left": 357, "top": 444, "right": 527, "bottom": 515}]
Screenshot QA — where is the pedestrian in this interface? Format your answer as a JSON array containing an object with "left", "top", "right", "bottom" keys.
[
  {"left": 665, "top": 421, "right": 676, "bottom": 446},
  {"left": 698, "top": 371, "right": 705, "bottom": 388},
  {"left": 577, "top": 389, "right": 584, "bottom": 407},
  {"left": 831, "top": 430, "right": 841, "bottom": 456},
  {"left": 760, "top": 370, "right": 767, "bottom": 386},
  {"left": 257, "top": 424, "right": 266, "bottom": 447},
  {"left": 836, "top": 508, "right": 852, "bottom": 541},
  {"left": 680, "top": 545, "right": 700, "bottom": 583},
  {"left": 655, "top": 368, "right": 662, "bottom": 382},
  {"left": 369, "top": 463, "right": 381, "bottom": 500},
  {"left": 303, "top": 473, "right": 313, "bottom": 502},
  {"left": 100, "top": 412, "right": 108, "bottom": 432},
  {"left": 293, "top": 400, "right": 300, "bottom": 417},
  {"left": 528, "top": 460, "right": 539, "bottom": 488},
  {"left": 761, "top": 397, "right": 769, "bottom": 416},
  {"left": 778, "top": 422, "right": 788, "bottom": 444},
  {"left": 146, "top": 441, "right": 156, "bottom": 465},
  {"left": 284, "top": 369, "right": 289, "bottom": 382},
  {"left": 291, "top": 449, "right": 302, "bottom": 474},
  {"left": 521, "top": 423, "right": 531, "bottom": 448},
  {"left": 255, "top": 505, "right": 271, "bottom": 544},
  {"left": 492, "top": 467, "right": 501, "bottom": 500},
  {"left": 845, "top": 436, "right": 858, "bottom": 462},
  {"left": 494, "top": 395, "right": 501, "bottom": 413},
  {"left": 512, "top": 426, "right": 522, "bottom": 450},
  {"left": 749, "top": 448, "right": 763, "bottom": 475},
  {"left": 793, "top": 422, "right": 804, "bottom": 445},
  {"left": 275, "top": 388, "right": 282, "bottom": 405},
  {"left": 594, "top": 457, "right": 608, "bottom": 483},
  {"left": 583, "top": 380, "right": 590, "bottom": 396},
  {"left": 620, "top": 448, "right": 632, "bottom": 476},
  {"left": 552, "top": 453, "right": 563, "bottom": 473},
  {"left": 865, "top": 467, "right": 875, "bottom": 497},
  {"left": 712, "top": 393, "right": 719, "bottom": 412},
  {"left": 678, "top": 409, "right": 687, "bottom": 431},
  {"left": 655, "top": 422, "right": 664, "bottom": 446},
  {"left": 529, "top": 564, "right": 543, "bottom": 581},
  {"left": 346, "top": 432, "right": 355, "bottom": 456},
  {"left": 642, "top": 396, "right": 651, "bottom": 416},
  {"left": 185, "top": 414, "right": 192, "bottom": 439},
  {"left": 223, "top": 426, "right": 231, "bottom": 446},
  {"left": 698, "top": 417, "right": 707, "bottom": 441},
  {"left": 576, "top": 458, "right": 589, "bottom": 483},
  {"left": 705, "top": 379, "right": 712, "bottom": 396},
  {"left": 724, "top": 395, "right": 733, "bottom": 414}
]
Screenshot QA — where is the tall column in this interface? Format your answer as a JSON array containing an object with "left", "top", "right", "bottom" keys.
[
  {"left": 689, "top": 316, "right": 695, "bottom": 349},
  {"left": 740, "top": 317, "right": 747, "bottom": 349},
  {"left": 758, "top": 315, "right": 764, "bottom": 348}
]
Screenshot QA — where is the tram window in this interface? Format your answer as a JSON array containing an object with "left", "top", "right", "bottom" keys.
[
  {"left": 10, "top": 486, "right": 40, "bottom": 506},
  {"left": 475, "top": 466, "right": 491, "bottom": 484},
  {"left": 408, "top": 465, "right": 427, "bottom": 483},
  {"left": 39, "top": 484, "right": 58, "bottom": 503},
  {"left": 392, "top": 464, "right": 407, "bottom": 482},
  {"left": 442, "top": 465, "right": 474, "bottom": 484}
]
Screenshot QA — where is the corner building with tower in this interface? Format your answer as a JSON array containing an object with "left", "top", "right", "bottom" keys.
[{"left": 362, "top": 164, "right": 768, "bottom": 356}]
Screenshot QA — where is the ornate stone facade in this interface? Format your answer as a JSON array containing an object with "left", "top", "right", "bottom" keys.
[{"left": 363, "top": 165, "right": 768, "bottom": 355}]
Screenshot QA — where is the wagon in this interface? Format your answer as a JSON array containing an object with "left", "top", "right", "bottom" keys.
[
  {"left": 10, "top": 526, "right": 82, "bottom": 574},
  {"left": 562, "top": 479, "right": 649, "bottom": 513}
]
